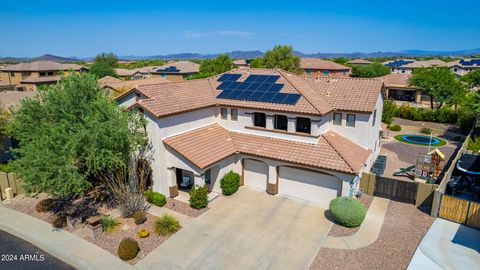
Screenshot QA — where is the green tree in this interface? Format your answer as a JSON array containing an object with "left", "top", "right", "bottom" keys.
[
  {"left": 186, "top": 54, "right": 233, "bottom": 80},
  {"left": 350, "top": 63, "right": 391, "bottom": 78},
  {"left": 466, "top": 91, "right": 480, "bottom": 115},
  {"left": 94, "top": 52, "right": 119, "bottom": 67},
  {"left": 9, "top": 73, "right": 146, "bottom": 197},
  {"left": 261, "top": 45, "right": 300, "bottom": 73},
  {"left": 462, "top": 69, "right": 480, "bottom": 88},
  {"left": 89, "top": 62, "right": 117, "bottom": 78},
  {"left": 409, "top": 67, "right": 467, "bottom": 110}
]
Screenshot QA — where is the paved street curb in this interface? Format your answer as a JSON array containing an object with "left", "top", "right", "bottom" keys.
[{"left": 0, "top": 206, "right": 135, "bottom": 270}]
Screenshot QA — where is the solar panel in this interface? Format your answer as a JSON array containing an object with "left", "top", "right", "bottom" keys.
[
  {"left": 268, "top": 84, "right": 284, "bottom": 92},
  {"left": 245, "top": 75, "right": 259, "bottom": 83},
  {"left": 228, "top": 91, "right": 242, "bottom": 99},
  {"left": 217, "top": 74, "right": 232, "bottom": 82},
  {"left": 226, "top": 82, "right": 242, "bottom": 90},
  {"left": 254, "top": 75, "right": 269, "bottom": 83},
  {"left": 248, "top": 91, "right": 266, "bottom": 101},
  {"left": 236, "top": 82, "right": 251, "bottom": 90},
  {"left": 258, "top": 92, "right": 275, "bottom": 102},
  {"left": 257, "top": 83, "right": 273, "bottom": 92},
  {"left": 217, "top": 81, "right": 233, "bottom": 90},
  {"left": 216, "top": 90, "right": 233, "bottom": 99},
  {"left": 282, "top": 94, "right": 301, "bottom": 104},
  {"left": 270, "top": 93, "right": 287, "bottom": 103},
  {"left": 246, "top": 82, "right": 262, "bottom": 91},
  {"left": 238, "top": 91, "right": 254, "bottom": 100},
  {"left": 265, "top": 75, "right": 280, "bottom": 83},
  {"left": 217, "top": 73, "right": 241, "bottom": 82}
]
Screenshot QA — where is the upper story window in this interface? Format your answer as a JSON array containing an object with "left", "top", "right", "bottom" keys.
[
  {"left": 347, "top": 114, "right": 356, "bottom": 127},
  {"left": 296, "top": 117, "right": 311, "bottom": 134},
  {"left": 39, "top": 72, "right": 46, "bottom": 77},
  {"left": 254, "top": 112, "right": 266, "bottom": 128},
  {"left": 372, "top": 109, "right": 377, "bottom": 127},
  {"left": 231, "top": 109, "right": 238, "bottom": 121},
  {"left": 9, "top": 72, "right": 14, "bottom": 77},
  {"left": 333, "top": 113, "right": 342, "bottom": 126},
  {"left": 274, "top": 115, "right": 288, "bottom": 131},
  {"left": 47, "top": 71, "right": 54, "bottom": 76},
  {"left": 323, "top": 70, "right": 329, "bottom": 76},
  {"left": 220, "top": 107, "right": 228, "bottom": 120},
  {"left": 305, "top": 69, "right": 311, "bottom": 75}
]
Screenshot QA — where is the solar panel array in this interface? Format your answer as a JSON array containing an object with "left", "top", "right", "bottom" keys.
[
  {"left": 156, "top": 66, "right": 180, "bottom": 72},
  {"left": 460, "top": 59, "right": 480, "bottom": 66},
  {"left": 384, "top": 60, "right": 414, "bottom": 67},
  {"left": 215, "top": 74, "right": 301, "bottom": 105}
]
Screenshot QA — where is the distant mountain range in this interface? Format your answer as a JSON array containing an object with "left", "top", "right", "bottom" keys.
[{"left": 1, "top": 48, "right": 480, "bottom": 62}]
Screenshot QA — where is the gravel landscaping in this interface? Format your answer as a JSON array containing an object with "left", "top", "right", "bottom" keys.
[
  {"left": 328, "top": 195, "right": 373, "bottom": 237},
  {"left": 83, "top": 213, "right": 175, "bottom": 265},
  {"left": 311, "top": 200, "right": 434, "bottom": 270},
  {"left": 164, "top": 198, "right": 208, "bottom": 218}
]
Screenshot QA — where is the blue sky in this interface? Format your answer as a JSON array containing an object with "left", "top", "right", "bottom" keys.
[{"left": 1, "top": 0, "right": 479, "bottom": 57}]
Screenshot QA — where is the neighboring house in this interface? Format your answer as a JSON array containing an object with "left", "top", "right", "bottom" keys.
[
  {"left": 114, "top": 66, "right": 158, "bottom": 80},
  {"left": 300, "top": 58, "right": 351, "bottom": 77},
  {"left": 0, "top": 61, "right": 87, "bottom": 91},
  {"left": 233, "top": 59, "right": 250, "bottom": 67},
  {"left": 380, "top": 73, "right": 425, "bottom": 104},
  {"left": 347, "top": 59, "right": 373, "bottom": 66},
  {"left": 447, "top": 58, "right": 480, "bottom": 76},
  {"left": 99, "top": 76, "right": 170, "bottom": 95},
  {"left": 0, "top": 81, "right": 13, "bottom": 91},
  {"left": 395, "top": 59, "right": 446, "bottom": 74},
  {"left": 150, "top": 61, "right": 201, "bottom": 81},
  {"left": 116, "top": 68, "right": 383, "bottom": 208}
]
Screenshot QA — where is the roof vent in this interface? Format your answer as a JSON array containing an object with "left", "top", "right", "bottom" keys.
[{"left": 325, "top": 91, "right": 332, "bottom": 97}]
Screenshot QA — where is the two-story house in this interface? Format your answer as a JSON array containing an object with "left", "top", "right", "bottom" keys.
[
  {"left": 116, "top": 68, "right": 383, "bottom": 208},
  {"left": 0, "top": 61, "right": 87, "bottom": 91},
  {"left": 149, "top": 61, "right": 200, "bottom": 81},
  {"left": 300, "top": 58, "right": 351, "bottom": 77},
  {"left": 447, "top": 58, "right": 480, "bottom": 76},
  {"left": 385, "top": 59, "right": 446, "bottom": 74}
]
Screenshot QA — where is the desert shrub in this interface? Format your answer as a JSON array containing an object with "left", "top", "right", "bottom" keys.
[
  {"left": 388, "top": 124, "right": 401, "bottom": 131},
  {"left": 144, "top": 191, "right": 166, "bottom": 207},
  {"left": 36, "top": 198, "right": 55, "bottom": 212},
  {"left": 394, "top": 105, "right": 459, "bottom": 124},
  {"left": 220, "top": 171, "right": 240, "bottom": 196},
  {"left": 329, "top": 197, "right": 366, "bottom": 228},
  {"left": 458, "top": 109, "right": 476, "bottom": 135},
  {"left": 137, "top": 228, "right": 149, "bottom": 238},
  {"left": 382, "top": 100, "right": 397, "bottom": 125},
  {"left": 132, "top": 211, "right": 147, "bottom": 225},
  {"left": 117, "top": 238, "right": 140, "bottom": 261},
  {"left": 154, "top": 214, "right": 180, "bottom": 236},
  {"left": 51, "top": 215, "right": 66, "bottom": 229},
  {"left": 467, "top": 135, "right": 480, "bottom": 152},
  {"left": 100, "top": 215, "right": 122, "bottom": 233},
  {"left": 189, "top": 185, "right": 208, "bottom": 209},
  {"left": 420, "top": 127, "right": 432, "bottom": 134},
  {"left": 0, "top": 163, "right": 12, "bottom": 173},
  {"left": 116, "top": 193, "right": 146, "bottom": 218}
]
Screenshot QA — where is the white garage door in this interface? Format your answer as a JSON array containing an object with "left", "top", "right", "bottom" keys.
[
  {"left": 243, "top": 159, "right": 268, "bottom": 191},
  {"left": 278, "top": 167, "right": 342, "bottom": 208}
]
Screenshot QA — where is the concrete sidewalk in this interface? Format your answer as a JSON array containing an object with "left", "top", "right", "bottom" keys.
[
  {"left": 323, "top": 197, "right": 390, "bottom": 249},
  {"left": 408, "top": 218, "right": 480, "bottom": 270},
  {"left": 0, "top": 206, "right": 135, "bottom": 270}
]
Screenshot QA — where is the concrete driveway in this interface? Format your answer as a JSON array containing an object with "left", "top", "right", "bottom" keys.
[
  {"left": 408, "top": 218, "right": 480, "bottom": 270},
  {"left": 137, "top": 187, "right": 332, "bottom": 270}
]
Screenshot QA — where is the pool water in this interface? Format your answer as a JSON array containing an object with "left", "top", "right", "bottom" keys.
[{"left": 401, "top": 135, "right": 441, "bottom": 145}]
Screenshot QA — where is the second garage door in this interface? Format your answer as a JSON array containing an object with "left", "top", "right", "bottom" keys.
[
  {"left": 243, "top": 159, "right": 268, "bottom": 191},
  {"left": 278, "top": 167, "right": 342, "bottom": 208}
]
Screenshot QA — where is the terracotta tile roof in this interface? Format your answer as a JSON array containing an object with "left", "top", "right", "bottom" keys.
[
  {"left": 120, "top": 68, "right": 382, "bottom": 118},
  {"left": 151, "top": 61, "right": 200, "bottom": 74},
  {"left": 400, "top": 59, "right": 446, "bottom": 68},
  {"left": 347, "top": 59, "right": 373, "bottom": 65},
  {"left": 102, "top": 77, "right": 170, "bottom": 91},
  {"left": 300, "top": 58, "right": 350, "bottom": 71},
  {"left": 2, "top": 61, "right": 86, "bottom": 72},
  {"left": 163, "top": 124, "right": 371, "bottom": 174},
  {"left": 115, "top": 66, "right": 158, "bottom": 77},
  {"left": 98, "top": 76, "right": 123, "bottom": 86},
  {"left": 302, "top": 76, "right": 384, "bottom": 113},
  {"left": 21, "top": 76, "right": 60, "bottom": 84},
  {"left": 0, "top": 91, "right": 38, "bottom": 109},
  {"left": 380, "top": 73, "right": 415, "bottom": 89}
]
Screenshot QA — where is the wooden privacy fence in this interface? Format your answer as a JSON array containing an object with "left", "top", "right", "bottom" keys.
[
  {"left": 360, "top": 173, "right": 437, "bottom": 207},
  {"left": 0, "top": 172, "right": 24, "bottom": 200},
  {"left": 439, "top": 195, "right": 480, "bottom": 229}
]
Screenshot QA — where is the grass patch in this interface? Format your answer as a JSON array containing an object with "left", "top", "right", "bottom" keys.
[{"left": 394, "top": 134, "right": 447, "bottom": 147}]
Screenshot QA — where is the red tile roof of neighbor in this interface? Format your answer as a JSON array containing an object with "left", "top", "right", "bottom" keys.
[
  {"left": 300, "top": 58, "right": 350, "bottom": 71},
  {"left": 0, "top": 91, "right": 38, "bottom": 109},
  {"left": 2, "top": 61, "right": 86, "bottom": 72},
  {"left": 347, "top": 59, "right": 374, "bottom": 65},
  {"left": 100, "top": 77, "right": 170, "bottom": 90},
  {"left": 163, "top": 123, "right": 371, "bottom": 174},
  {"left": 117, "top": 68, "right": 383, "bottom": 118},
  {"left": 380, "top": 73, "right": 415, "bottom": 89}
]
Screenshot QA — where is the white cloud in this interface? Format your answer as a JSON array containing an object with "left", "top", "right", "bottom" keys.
[{"left": 216, "top": 30, "right": 255, "bottom": 37}]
